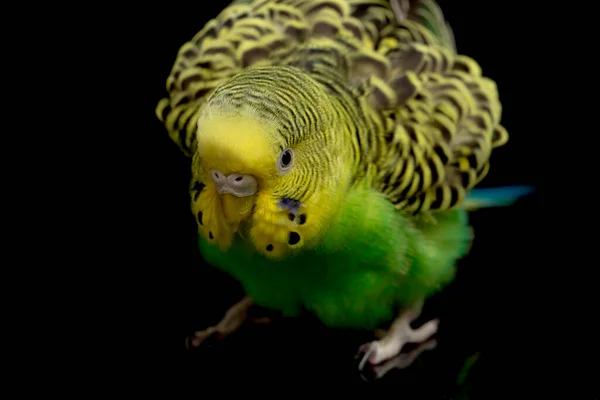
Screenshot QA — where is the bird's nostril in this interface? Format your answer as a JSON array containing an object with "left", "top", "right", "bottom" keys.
[
  {"left": 211, "top": 170, "right": 226, "bottom": 183},
  {"left": 223, "top": 174, "right": 258, "bottom": 197}
]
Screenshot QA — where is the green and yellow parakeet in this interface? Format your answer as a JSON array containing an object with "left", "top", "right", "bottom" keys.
[{"left": 156, "top": 0, "right": 532, "bottom": 378}]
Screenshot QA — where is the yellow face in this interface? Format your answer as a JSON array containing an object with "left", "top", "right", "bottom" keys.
[{"left": 191, "top": 106, "right": 351, "bottom": 259}]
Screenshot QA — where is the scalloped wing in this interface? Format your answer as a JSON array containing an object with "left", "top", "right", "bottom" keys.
[{"left": 362, "top": 0, "right": 509, "bottom": 213}]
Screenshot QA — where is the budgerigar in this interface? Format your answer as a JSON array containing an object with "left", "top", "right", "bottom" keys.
[{"left": 156, "top": 0, "right": 532, "bottom": 378}]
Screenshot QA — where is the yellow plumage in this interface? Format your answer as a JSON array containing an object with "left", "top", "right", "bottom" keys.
[{"left": 156, "top": 0, "right": 509, "bottom": 259}]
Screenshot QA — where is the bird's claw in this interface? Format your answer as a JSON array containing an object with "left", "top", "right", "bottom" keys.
[
  {"left": 356, "top": 303, "right": 439, "bottom": 381},
  {"left": 357, "top": 338, "right": 438, "bottom": 381},
  {"left": 356, "top": 341, "right": 379, "bottom": 371},
  {"left": 185, "top": 326, "right": 222, "bottom": 350},
  {"left": 185, "top": 297, "right": 274, "bottom": 351}
]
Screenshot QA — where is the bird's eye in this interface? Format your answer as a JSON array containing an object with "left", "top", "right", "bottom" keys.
[{"left": 277, "top": 148, "right": 294, "bottom": 173}]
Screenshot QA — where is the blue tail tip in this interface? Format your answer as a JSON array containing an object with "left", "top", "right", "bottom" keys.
[{"left": 466, "top": 185, "right": 535, "bottom": 208}]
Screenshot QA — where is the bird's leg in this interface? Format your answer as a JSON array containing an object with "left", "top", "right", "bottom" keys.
[
  {"left": 357, "top": 301, "right": 439, "bottom": 378},
  {"left": 185, "top": 296, "right": 270, "bottom": 349}
]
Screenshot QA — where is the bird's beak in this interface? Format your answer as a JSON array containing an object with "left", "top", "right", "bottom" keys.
[{"left": 211, "top": 169, "right": 257, "bottom": 227}]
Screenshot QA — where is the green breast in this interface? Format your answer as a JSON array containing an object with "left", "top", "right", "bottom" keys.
[{"left": 198, "top": 187, "right": 471, "bottom": 329}]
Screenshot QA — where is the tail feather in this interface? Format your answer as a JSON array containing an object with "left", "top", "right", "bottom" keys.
[{"left": 463, "top": 185, "right": 535, "bottom": 210}]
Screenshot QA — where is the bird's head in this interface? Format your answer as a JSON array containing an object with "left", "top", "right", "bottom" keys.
[{"left": 190, "top": 66, "right": 355, "bottom": 259}]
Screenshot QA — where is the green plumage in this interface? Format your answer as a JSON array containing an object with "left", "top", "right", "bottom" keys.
[
  {"left": 200, "top": 185, "right": 471, "bottom": 329},
  {"left": 157, "top": 0, "right": 531, "bottom": 338}
]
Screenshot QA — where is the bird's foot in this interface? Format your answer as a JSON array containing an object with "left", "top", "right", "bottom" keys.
[
  {"left": 185, "top": 296, "right": 270, "bottom": 349},
  {"left": 356, "top": 303, "right": 439, "bottom": 380},
  {"left": 357, "top": 338, "right": 438, "bottom": 380}
]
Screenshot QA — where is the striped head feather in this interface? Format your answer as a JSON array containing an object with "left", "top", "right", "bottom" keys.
[{"left": 191, "top": 66, "right": 356, "bottom": 259}]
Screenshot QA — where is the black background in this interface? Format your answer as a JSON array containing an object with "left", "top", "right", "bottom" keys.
[{"left": 126, "top": 0, "right": 548, "bottom": 395}]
